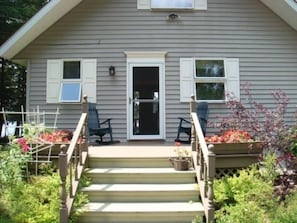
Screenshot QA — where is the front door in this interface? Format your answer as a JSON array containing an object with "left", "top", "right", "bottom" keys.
[{"left": 128, "top": 63, "right": 165, "bottom": 140}]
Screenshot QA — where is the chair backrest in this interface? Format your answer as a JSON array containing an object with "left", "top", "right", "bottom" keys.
[
  {"left": 88, "top": 103, "right": 101, "bottom": 129},
  {"left": 197, "top": 102, "right": 209, "bottom": 136}
]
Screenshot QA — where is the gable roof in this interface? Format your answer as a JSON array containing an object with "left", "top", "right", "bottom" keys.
[
  {"left": 0, "top": 0, "right": 296, "bottom": 61},
  {"left": 260, "top": 0, "right": 297, "bottom": 32},
  {"left": 0, "top": 0, "right": 82, "bottom": 60}
]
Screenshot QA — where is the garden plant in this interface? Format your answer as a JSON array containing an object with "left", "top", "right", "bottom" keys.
[
  {"left": 212, "top": 83, "right": 297, "bottom": 170},
  {"left": 0, "top": 127, "right": 88, "bottom": 223}
]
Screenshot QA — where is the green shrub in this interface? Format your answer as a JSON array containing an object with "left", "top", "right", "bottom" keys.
[
  {"left": 0, "top": 143, "right": 89, "bottom": 223},
  {"left": 214, "top": 165, "right": 276, "bottom": 223},
  {"left": 1, "top": 173, "right": 60, "bottom": 223},
  {"left": 0, "top": 142, "right": 31, "bottom": 191},
  {"left": 214, "top": 153, "right": 297, "bottom": 223},
  {"left": 270, "top": 192, "right": 297, "bottom": 223}
]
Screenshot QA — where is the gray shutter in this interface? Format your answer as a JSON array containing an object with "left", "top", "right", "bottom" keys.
[
  {"left": 46, "top": 60, "right": 62, "bottom": 103},
  {"left": 225, "top": 58, "right": 240, "bottom": 99},
  {"left": 180, "top": 58, "right": 194, "bottom": 102},
  {"left": 137, "top": 0, "right": 150, "bottom": 9},
  {"left": 194, "top": 0, "right": 207, "bottom": 10},
  {"left": 82, "top": 59, "right": 97, "bottom": 103}
]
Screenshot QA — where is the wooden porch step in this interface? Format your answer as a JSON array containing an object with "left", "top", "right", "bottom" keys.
[
  {"left": 88, "top": 157, "right": 172, "bottom": 168},
  {"left": 85, "top": 167, "right": 196, "bottom": 184},
  {"left": 77, "top": 202, "right": 204, "bottom": 223},
  {"left": 82, "top": 183, "right": 199, "bottom": 202}
]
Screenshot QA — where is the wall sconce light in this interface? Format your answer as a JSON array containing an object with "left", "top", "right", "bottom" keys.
[
  {"left": 109, "top": 66, "right": 115, "bottom": 76},
  {"left": 167, "top": 13, "right": 179, "bottom": 21}
]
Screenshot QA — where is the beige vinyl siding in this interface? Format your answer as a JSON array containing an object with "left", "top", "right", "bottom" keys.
[{"left": 17, "top": 0, "right": 297, "bottom": 141}]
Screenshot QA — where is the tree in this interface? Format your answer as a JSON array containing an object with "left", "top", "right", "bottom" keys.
[{"left": 0, "top": 0, "right": 49, "bottom": 112}]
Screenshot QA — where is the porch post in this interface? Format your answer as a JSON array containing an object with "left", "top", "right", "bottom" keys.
[
  {"left": 190, "top": 95, "right": 196, "bottom": 151},
  {"left": 207, "top": 145, "right": 216, "bottom": 223},
  {"left": 82, "top": 95, "right": 89, "bottom": 148},
  {"left": 59, "top": 144, "right": 68, "bottom": 223}
]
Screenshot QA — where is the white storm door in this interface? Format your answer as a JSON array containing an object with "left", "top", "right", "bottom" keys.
[{"left": 127, "top": 63, "right": 165, "bottom": 140}]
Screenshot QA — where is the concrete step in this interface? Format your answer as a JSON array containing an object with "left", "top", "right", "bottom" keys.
[
  {"left": 77, "top": 202, "right": 204, "bottom": 223},
  {"left": 82, "top": 183, "right": 199, "bottom": 202},
  {"left": 85, "top": 167, "right": 196, "bottom": 184}
]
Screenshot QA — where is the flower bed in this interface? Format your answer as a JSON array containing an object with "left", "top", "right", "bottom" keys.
[
  {"left": 205, "top": 130, "right": 254, "bottom": 144},
  {"left": 204, "top": 130, "right": 263, "bottom": 168}
]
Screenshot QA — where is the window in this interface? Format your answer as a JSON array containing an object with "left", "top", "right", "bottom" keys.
[
  {"left": 63, "top": 61, "right": 80, "bottom": 79},
  {"left": 46, "top": 59, "right": 97, "bottom": 103},
  {"left": 137, "top": 0, "right": 207, "bottom": 10},
  {"left": 151, "top": 0, "right": 194, "bottom": 9},
  {"left": 195, "top": 60, "right": 226, "bottom": 101},
  {"left": 180, "top": 58, "right": 239, "bottom": 102},
  {"left": 59, "top": 60, "right": 81, "bottom": 102},
  {"left": 59, "top": 83, "right": 81, "bottom": 102}
]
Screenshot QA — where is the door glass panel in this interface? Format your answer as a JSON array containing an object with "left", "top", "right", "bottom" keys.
[{"left": 133, "top": 67, "right": 159, "bottom": 135}]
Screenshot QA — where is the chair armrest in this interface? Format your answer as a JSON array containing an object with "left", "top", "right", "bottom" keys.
[
  {"left": 177, "top": 117, "right": 191, "bottom": 124},
  {"left": 100, "top": 118, "right": 112, "bottom": 125}
]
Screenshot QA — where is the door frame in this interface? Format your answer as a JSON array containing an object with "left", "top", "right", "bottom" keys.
[{"left": 126, "top": 52, "right": 167, "bottom": 140}]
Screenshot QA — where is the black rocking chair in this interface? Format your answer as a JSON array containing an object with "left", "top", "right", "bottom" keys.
[
  {"left": 175, "top": 102, "right": 209, "bottom": 144},
  {"left": 88, "top": 103, "right": 113, "bottom": 144}
]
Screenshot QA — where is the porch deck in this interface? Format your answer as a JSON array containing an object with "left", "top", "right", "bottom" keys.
[{"left": 88, "top": 141, "right": 189, "bottom": 158}]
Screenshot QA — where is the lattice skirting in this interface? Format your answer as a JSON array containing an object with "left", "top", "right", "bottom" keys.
[{"left": 215, "top": 168, "right": 243, "bottom": 179}]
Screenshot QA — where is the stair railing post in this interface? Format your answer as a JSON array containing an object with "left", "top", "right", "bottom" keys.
[
  {"left": 82, "top": 95, "right": 89, "bottom": 149},
  {"left": 59, "top": 144, "right": 68, "bottom": 223},
  {"left": 206, "top": 145, "right": 216, "bottom": 223},
  {"left": 190, "top": 95, "right": 196, "bottom": 152}
]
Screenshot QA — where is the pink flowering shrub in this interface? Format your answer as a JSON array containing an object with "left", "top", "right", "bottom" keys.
[
  {"left": 213, "top": 83, "right": 297, "bottom": 169},
  {"left": 17, "top": 137, "right": 30, "bottom": 152}
]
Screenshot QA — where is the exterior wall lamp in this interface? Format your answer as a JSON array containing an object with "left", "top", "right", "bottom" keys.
[{"left": 109, "top": 66, "right": 115, "bottom": 76}]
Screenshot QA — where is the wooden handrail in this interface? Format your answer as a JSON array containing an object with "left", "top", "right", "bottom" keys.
[
  {"left": 59, "top": 96, "right": 89, "bottom": 223},
  {"left": 190, "top": 95, "right": 215, "bottom": 223}
]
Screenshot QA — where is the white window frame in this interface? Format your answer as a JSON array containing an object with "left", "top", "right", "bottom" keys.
[
  {"left": 151, "top": 0, "right": 194, "bottom": 10},
  {"left": 137, "top": 0, "right": 207, "bottom": 10},
  {"left": 46, "top": 59, "right": 97, "bottom": 104},
  {"left": 194, "top": 58, "right": 226, "bottom": 103},
  {"left": 179, "top": 58, "right": 240, "bottom": 103},
  {"left": 59, "top": 60, "right": 82, "bottom": 103}
]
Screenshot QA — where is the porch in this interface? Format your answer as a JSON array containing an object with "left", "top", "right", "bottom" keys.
[{"left": 58, "top": 95, "right": 263, "bottom": 223}]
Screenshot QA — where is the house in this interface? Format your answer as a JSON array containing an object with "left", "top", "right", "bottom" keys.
[{"left": 0, "top": 0, "right": 296, "bottom": 143}]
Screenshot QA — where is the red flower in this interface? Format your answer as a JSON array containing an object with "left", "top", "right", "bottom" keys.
[
  {"left": 17, "top": 138, "right": 30, "bottom": 152},
  {"left": 205, "top": 130, "right": 252, "bottom": 143}
]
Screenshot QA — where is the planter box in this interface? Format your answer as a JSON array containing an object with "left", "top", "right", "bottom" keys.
[
  {"left": 207, "top": 142, "right": 263, "bottom": 168},
  {"left": 208, "top": 141, "right": 262, "bottom": 155},
  {"left": 30, "top": 143, "right": 67, "bottom": 156}
]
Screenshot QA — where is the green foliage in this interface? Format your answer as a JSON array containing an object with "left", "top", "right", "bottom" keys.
[
  {"left": 214, "top": 164, "right": 276, "bottom": 210},
  {"left": 214, "top": 166, "right": 275, "bottom": 223},
  {"left": 270, "top": 192, "right": 297, "bottom": 223},
  {"left": 286, "top": 125, "right": 297, "bottom": 156},
  {"left": 0, "top": 143, "right": 90, "bottom": 223},
  {"left": 0, "top": 0, "right": 49, "bottom": 44},
  {"left": 0, "top": 142, "right": 31, "bottom": 190},
  {"left": 191, "top": 215, "right": 203, "bottom": 223},
  {"left": 259, "top": 152, "right": 280, "bottom": 184},
  {"left": 2, "top": 174, "right": 60, "bottom": 223},
  {"left": 0, "top": 0, "right": 49, "bottom": 112},
  {"left": 214, "top": 155, "right": 297, "bottom": 223},
  {"left": 69, "top": 174, "right": 91, "bottom": 223}
]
